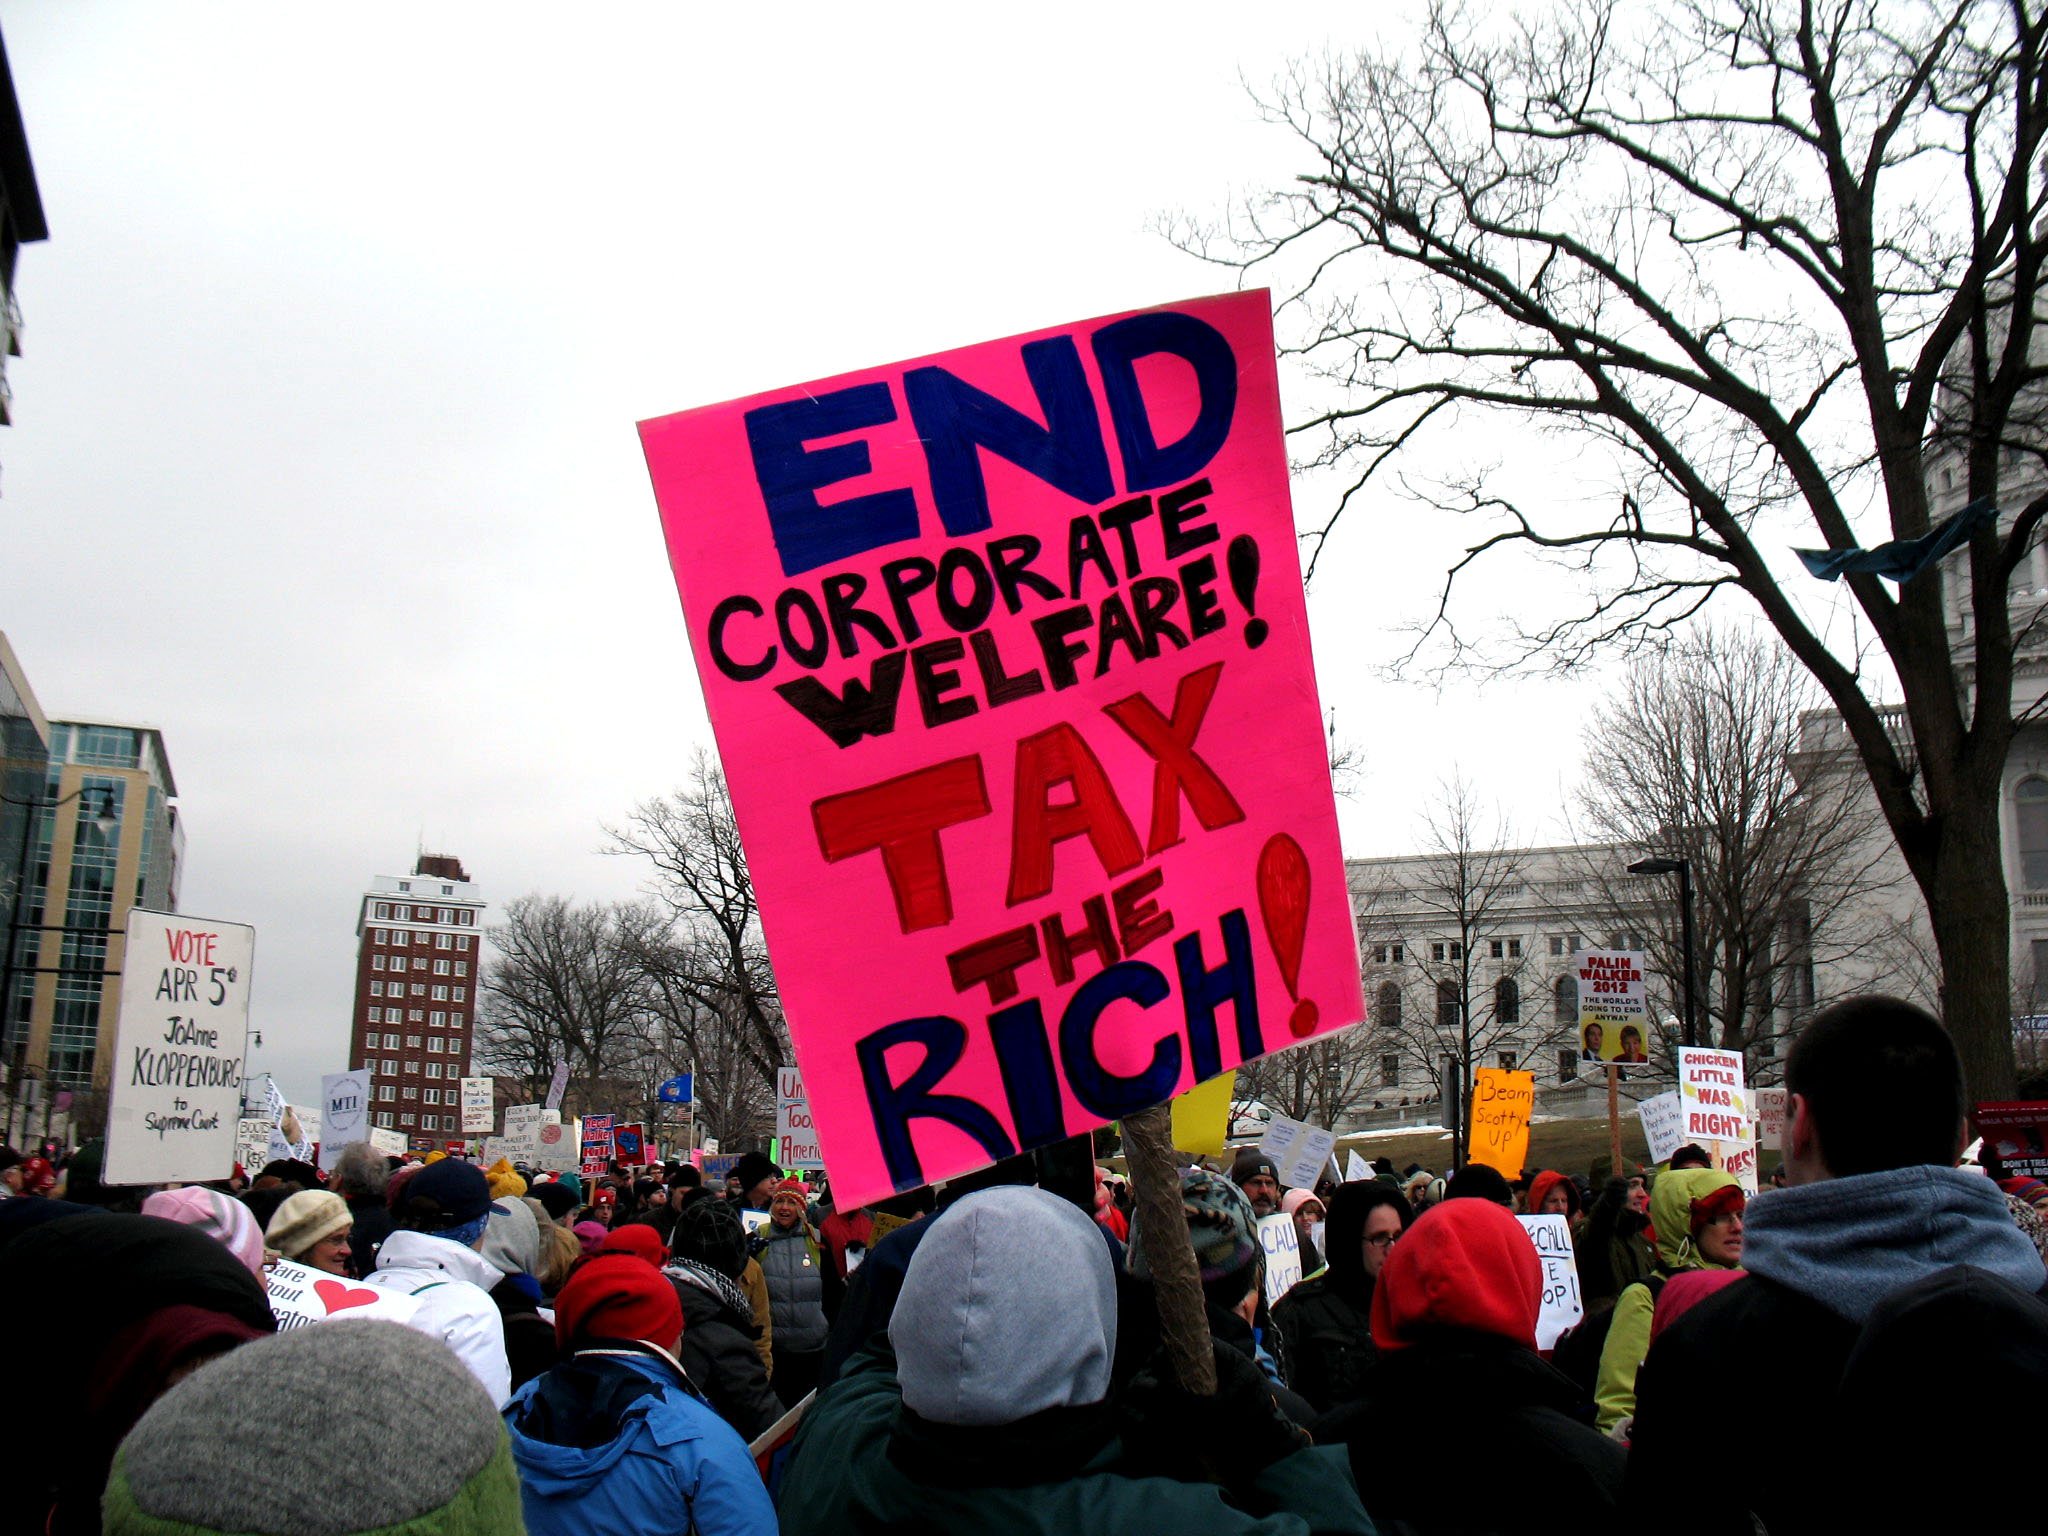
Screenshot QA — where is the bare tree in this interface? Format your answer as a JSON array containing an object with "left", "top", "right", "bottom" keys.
[
  {"left": 1355, "top": 777, "right": 1554, "bottom": 1144},
  {"left": 1211, "top": 0, "right": 2048, "bottom": 1094},
  {"left": 607, "top": 752, "right": 787, "bottom": 1138},
  {"left": 1569, "top": 628, "right": 1905, "bottom": 1062},
  {"left": 1234, "top": 1022, "right": 1385, "bottom": 1131},
  {"left": 474, "top": 895, "right": 659, "bottom": 1119}
]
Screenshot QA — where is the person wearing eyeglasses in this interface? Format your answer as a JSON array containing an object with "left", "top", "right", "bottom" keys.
[{"left": 1272, "top": 1183, "right": 1414, "bottom": 1414}]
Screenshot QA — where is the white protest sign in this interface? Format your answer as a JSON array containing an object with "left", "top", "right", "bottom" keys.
[
  {"left": 236, "top": 1117, "right": 272, "bottom": 1177},
  {"left": 1678, "top": 1047, "right": 1749, "bottom": 1143},
  {"left": 534, "top": 1116, "right": 577, "bottom": 1172},
  {"left": 739, "top": 1208, "right": 773, "bottom": 1237},
  {"left": 1345, "top": 1150, "right": 1371, "bottom": 1183},
  {"left": 776, "top": 1065, "right": 825, "bottom": 1171},
  {"left": 368, "top": 1127, "right": 408, "bottom": 1157},
  {"left": 1576, "top": 949, "right": 1651, "bottom": 1063},
  {"left": 318, "top": 1071, "right": 373, "bottom": 1170},
  {"left": 1259, "top": 1114, "right": 1338, "bottom": 1191},
  {"left": 460, "top": 1077, "right": 495, "bottom": 1135},
  {"left": 266, "top": 1258, "right": 423, "bottom": 1331},
  {"left": 1517, "top": 1214, "right": 1585, "bottom": 1350},
  {"left": 544, "top": 1058, "right": 570, "bottom": 1112},
  {"left": 1636, "top": 1092, "right": 1685, "bottom": 1165},
  {"left": 1257, "top": 1211, "right": 1304, "bottom": 1306},
  {"left": 104, "top": 908, "right": 255, "bottom": 1185},
  {"left": 480, "top": 1136, "right": 509, "bottom": 1166},
  {"left": 1757, "top": 1087, "right": 1788, "bottom": 1151},
  {"left": 1719, "top": 1118, "right": 1760, "bottom": 1194}
]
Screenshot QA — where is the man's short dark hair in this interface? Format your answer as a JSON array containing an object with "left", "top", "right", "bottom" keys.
[{"left": 1786, "top": 996, "right": 1964, "bottom": 1176}]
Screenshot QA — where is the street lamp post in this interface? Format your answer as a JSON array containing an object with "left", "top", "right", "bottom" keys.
[{"left": 1628, "top": 856, "right": 1698, "bottom": 1048}]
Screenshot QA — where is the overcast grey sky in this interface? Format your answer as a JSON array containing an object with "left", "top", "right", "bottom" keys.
[{"left": 0, "top": 2, "right": 1618, "bottom": 1098}]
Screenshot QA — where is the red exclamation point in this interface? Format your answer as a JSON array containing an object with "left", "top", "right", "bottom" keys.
[{"left": 1257, "top": 833, "right": 1319, "bottom": 1037}]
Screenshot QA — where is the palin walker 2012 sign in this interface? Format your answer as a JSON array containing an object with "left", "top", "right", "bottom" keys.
[{"left": 639, "top": 291, "right": 1365, "bottom": 1209}]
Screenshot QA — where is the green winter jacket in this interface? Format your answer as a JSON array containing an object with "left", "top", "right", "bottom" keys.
[
  {"left": 1592, "top": 1167, "right": 1742, "bottom": 1433},
  {"left": 776, "top": 1342, "right": 1376, "bottom": 1536}
]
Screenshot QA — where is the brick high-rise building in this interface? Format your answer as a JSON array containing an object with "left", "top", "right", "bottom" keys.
[{"left": 347, "top": 855, "right": 485, "bottom": 1147}]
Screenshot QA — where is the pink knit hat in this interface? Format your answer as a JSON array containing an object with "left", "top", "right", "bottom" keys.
[{"left": 142, "top": 1186, "right": 267, "bottom": 1277}]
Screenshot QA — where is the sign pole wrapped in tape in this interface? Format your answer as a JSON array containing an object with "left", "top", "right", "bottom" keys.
[{"left": 638, "top": 291, "right": 1366, "bottom": 1389}]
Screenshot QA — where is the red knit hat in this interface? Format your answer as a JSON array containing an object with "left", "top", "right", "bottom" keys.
[
  {"left": 554, "top": 1252, "right": 683, "bottom": 1350},
  {"left": 599, "top": 1223, "right": 668, "bottom": 1269},
  {"left": 770, "top": 1177, "right": 806, "bottom": 1204},
  {"left": 1688, "top": 1183, "right": 1746, "bottom": 1235},
  {"left": 1371, "top": 1197, "right": 1541, "bottom": 1350}
]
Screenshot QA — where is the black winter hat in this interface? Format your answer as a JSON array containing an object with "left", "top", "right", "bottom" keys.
[
  {"left": 1229, "top": 1147, "right": 1280, "bottom": 1186},
  {"left": 672, "top": 1195, "right": 748, "bottom": 1278},
  {"left": 395, "top": 1159, "right": 492, "bottom": 1230},
  {"left": 532, "top": 1182, "right": 579, "bottom": 1222},
  {"left": 731, "top": 1151, "right": 780, "bottom": 1194},
  {"left": 1443, "top": 1163, "right": 1515, "bottom": 1206}
]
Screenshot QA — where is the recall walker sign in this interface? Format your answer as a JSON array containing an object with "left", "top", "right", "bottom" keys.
[{"left": 640, "top": 292, "right": 1364, "bottom": 1209}]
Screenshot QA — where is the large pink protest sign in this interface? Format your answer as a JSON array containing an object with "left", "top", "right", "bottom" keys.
[{"left": 639, "top": 291, "right": 1363, "bottom": 1209}]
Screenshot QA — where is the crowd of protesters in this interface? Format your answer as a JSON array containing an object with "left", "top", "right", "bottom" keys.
[{"left": 1, "top": 993, "right": 2044, "bottom": 1533}]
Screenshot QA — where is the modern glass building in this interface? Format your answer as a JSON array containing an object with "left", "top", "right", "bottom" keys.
[
  {"left": 6, "top": 719, "right": 180, "bottom": 1093},
  {"left": 0, "top": 632, "right": 50, "bottom": 1104}
]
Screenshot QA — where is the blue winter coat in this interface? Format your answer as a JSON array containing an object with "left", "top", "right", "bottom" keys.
[{"left": 504, "top": 1347, "right": 776, "bottom": 1536}]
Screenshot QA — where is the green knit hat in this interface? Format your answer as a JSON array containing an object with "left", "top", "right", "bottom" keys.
[{"left": 102, "top": 1321, "right": 525, "bottom": 1535}]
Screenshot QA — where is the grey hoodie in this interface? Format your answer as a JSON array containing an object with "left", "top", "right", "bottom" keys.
[
  {"left": 1742, "top": 1165, "right": 2046, "bottom": 1323},
  {"left": 889, "top": 1185, "right": 1116, "bottom": 1427}
]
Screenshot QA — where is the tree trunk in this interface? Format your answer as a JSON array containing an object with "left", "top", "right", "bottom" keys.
[{"left": 1929, "top": 781, "right": 2017, "bottom": 1100}]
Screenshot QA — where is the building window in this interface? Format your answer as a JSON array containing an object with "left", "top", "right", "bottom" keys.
[
  {"left": 428, "top": 1036, "right": 443, "bottom": 1053},
  {"left": 2019, "top": 777, "right": 2048, "bottom": 888},
  {"left": 434, "top": 960, "right": 450, "bottom": 975},
  {"left": 1550, "top": 936, "right": 1565, "bottom": 957},
  {"left": 378, "top": 1086, "right": 395, "bottom": 1102},
  {"left": 1497, "top": 1051, "right": 1517, "bottom": 1071},
  {"left": 1380, "top": 1053, "right": 1401, "bottom": 1086},
  {"left": 376, "top": 1111, "right": 393, "bottom": 1127},
  {"left": 431, "top": 1010, "right": 447, "bottom": 1026},
  {"left": 432, "top": 985, "right": 448, "bottom": 1001},
  {"left": 383, "top": 1058, "right": 399, "bottom": 1074},
  {"left": 1554, "top": 974, "right": 1577, "bottom": 1024},
  {"left": 458, "top": 934, "right": 471, "bottom": 948},
  {"left": 373, "top": 955, "right": 386, "bottom": 971},
  {"left": 409, "top": 1009, "right": 424, "bottom": 1021},
  {"left": 1490, "top": 939, "right": 1504, "bottom": 959},
  {"left": 438, "top": 933, "right": 452, "bottom": 949},
  {"left": 1437, "top": 980, "right": 1458, "bottom": 1030},
  {"left": 411, "top": 983, "right": 425, "bottom": 996},
  {"left": 1558, "top": 1049, "right": 1576, "bottom": 1083},
  {"left": 1507, "top": 938, "right": 1522, "bottom": 958},
  {"left": 427, "top": 1063, "right": 443, "bottom": 1079},
  {"left": 402, "top": 1086, "right": 417, "bottom": 1100},
  {"left": 1376, "top": 980, "right": 1402, "bottom": 1027},
  {"left": 369, "top": 981, "right": 383, "bottom": 997},
  {"left": 375, "top": 904, "right": 390, "bottom": 921},
  {"left": 389, "top": 956, "right": 405, "bottom": 973},
  {"left": 453, "top": 987, "right": 466, "bottom": 1002},
  {"left": 1432, "top": 942, "right": 1445, "bottom": 962},
  {"left": 404, "top": 1059, "right": 419, "bottom": 1074},
  {"left": 394, "top": 930, "right": 410, "bottom": 946},
  {"left": 439, "top": 908, "right": 453, "bottom": 922},
  {"left": 372, "top": 928, "right": 387, "bottom": 944},
  {"left": 1496, "top": 978, "right": 1520, "bottom": 1023},
  {"left": 455, "top": 962, "right": 468, "bottom": 976},
  {"left": 406, "top": 1035, "right": 422, "bottom": 1049}
]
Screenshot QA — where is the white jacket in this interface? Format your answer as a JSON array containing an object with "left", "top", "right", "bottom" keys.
[{"left": 366, "top": 1227, "right": 512, "bottom": 1406}]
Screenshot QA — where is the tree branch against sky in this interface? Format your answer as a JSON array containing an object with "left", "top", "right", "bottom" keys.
[
  {"left": 1566, "top": 627, "right": 1910, "bottom": 1064},
  {"left": 1206, "top": 0, "right": 2048, "bottom": 1092}
]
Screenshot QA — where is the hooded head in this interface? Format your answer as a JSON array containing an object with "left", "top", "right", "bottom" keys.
[
  {"left": 1525, "top": 1169, "right": 1581, "bottom": 1220},
  {"left": 1126, "top": 1167, "right": 1260, "bottom": 1309},
  {"left": 1648, "top": 1167, "right": 1744, "bottom": 1270},
  {"left": 480, "top": 1192, "right": 541, "bottom": 1281},
  {"left": 892, "top": 1186, "right": 1115, "bottom": 1427},
  {"left": 1371, "top": 1197, "right": 1541, "bottom": 1350},
  {"left": 1321, "top": 1181, "right": 1414, "bottom": 1303}
]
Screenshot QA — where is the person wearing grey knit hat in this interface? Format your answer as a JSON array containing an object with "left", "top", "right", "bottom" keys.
[
  {"left": 264, "top": 1189, "right": 354, "bottom": 1275},
  {"left": 103, "top": 1320, "right": 525, "bottom": 1535}
]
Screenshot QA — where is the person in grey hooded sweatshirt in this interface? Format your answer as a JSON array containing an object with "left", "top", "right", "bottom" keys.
[
  {"left": 1626, "top": 995, "right": 2048, "bottom": 1535},
  {"left": 775, "top": 1184, "right": 1374, "bottom": 1536}
]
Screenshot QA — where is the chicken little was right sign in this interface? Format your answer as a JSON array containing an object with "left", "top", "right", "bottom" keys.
[{"left": 639, "top": 292, "right": 1364, "bottom": 1208}]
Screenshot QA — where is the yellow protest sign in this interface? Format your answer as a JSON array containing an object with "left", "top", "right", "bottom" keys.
[
  {"left": 1170, "top": 1069, "right": 1237, "bottom": 1157},
  {"left": 1468, "top": 1068, "right": 1534, "bottom": 1177}
]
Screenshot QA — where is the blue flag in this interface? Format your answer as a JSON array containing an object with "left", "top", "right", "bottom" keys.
[
  {"left": 1795, "top": 496, "right": 1997, "bottom": 585},
  {"left": 657, "top": 1073, "right": 693, "bottom": 1105}
]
